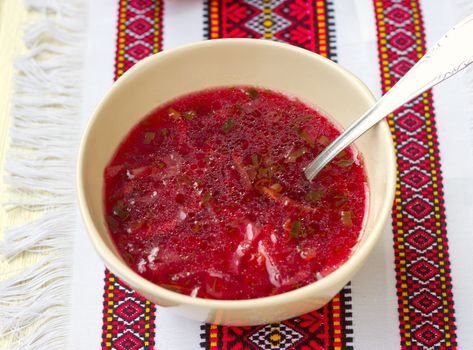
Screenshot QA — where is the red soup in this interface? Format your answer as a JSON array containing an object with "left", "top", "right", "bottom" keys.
[{"left": 104, "top": 87, "right": 368, "bottom": 300}]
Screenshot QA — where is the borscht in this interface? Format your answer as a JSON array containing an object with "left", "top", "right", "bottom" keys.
[{"left": 104, "top": 87, "right": 367, "bottom": 300}]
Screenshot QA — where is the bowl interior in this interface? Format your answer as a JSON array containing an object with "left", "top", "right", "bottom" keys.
[{"left": 79, "top": 39, "right": 394, "bottom": 302}]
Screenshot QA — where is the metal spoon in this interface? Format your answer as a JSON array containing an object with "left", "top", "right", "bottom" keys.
[{"left": 304, "top": 14, "right": 473, "bottom": 181}]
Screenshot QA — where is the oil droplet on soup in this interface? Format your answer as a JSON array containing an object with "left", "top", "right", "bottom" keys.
[{"left": 104, "top": 87, "right": 368, "bottom": 300}]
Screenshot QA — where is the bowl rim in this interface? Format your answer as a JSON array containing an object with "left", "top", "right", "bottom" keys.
[{"left": 77, "top": 38, "right": 396, "bottom": 310}]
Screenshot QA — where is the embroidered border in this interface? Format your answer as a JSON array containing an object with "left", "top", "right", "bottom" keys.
[
  {"left": 372, "top": 1, "right": 457, "bottom": 348},
  {"left": 114, "top": 0, "right": 163, "bottom": 79},
  {"left": 102, "top": 0, "right": 163, "bottom": 348},
  {"left": 204, "top": 0, "right": 336, "bottom": 59},
  {"left": 102, "top": 270, "right": 156, "bottom": 349},
  {"left": 200, "top": 288, "right": 353, "bottom": 350},
  {"left": 201, "top": 1, "right": 353, "bottom": 349}
]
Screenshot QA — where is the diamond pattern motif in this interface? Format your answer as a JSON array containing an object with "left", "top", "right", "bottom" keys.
[
  {"left": 102, "top": 1, "right": 161, "bottom": 348},
  {"left": 385, "top": 5, "right": 412, "bottom": 25},
  {"left": 409, "top": 259, "right": 438, "bottom": 282},
  {"left": 114, "top": 0, "right": 163, "bottom": 77},
  {"left": 412, "top": 290, "right": 441, "bottom": 314},
  {"left": 115, "top": 300, "right": 144, "bottom": 322},
  {"left": 403, "top": 169, "right": 430, "bottom": 189},
  {"left": 102, "top": 270, "right": 156, "bottom": 349},
  {"left": 201, "top": 287, "right": 353, "bottom": 350},
  {"left": 126, "top": 42, "right": 153, "bottom": 61},
  {"left": 388, "top": 30, "right": 415, "bottom": 51},
  {"left": 399, "top": 141, "right": 428, "bottom": 160},
  {"left": 245, "top": 12, "right": 292, "bottom": 40},
  {"left": 206, "top": 0, "right": 336, "bottom": 56},
  {"left": 200, "top": 2, "right": 351, "bottom": 349},
  {"left": 99, "top": 2, "right": 459, "bottom": 350},
  {"left": 374, "top": 0, "right": 457, "bottom": 348},
  {"left": 405, "top": 197, "right": 433, "bottom": 219},
  {"left": 248, "top": 323, "right": 304, "bottom": 350},
  {"left": 128, "top": 17, "right": 153, "bottom": 37},
  {"left": 129, "top": 0, "right": 153, "bottom": 11},
  {"left": 391, "top": 57, "right": 415, "bottom": 78},
  {"left": 413, "top": 324, "right": 443, "bottom": 347},
  {"left": 406, "top": 229, "right": 435, "bottom": 250},
  {"left": 115, "top": 332, "right": 143, "bottom": 350},
  {"left": 397, "top": 110, "right": 423, "bottom": 132}
]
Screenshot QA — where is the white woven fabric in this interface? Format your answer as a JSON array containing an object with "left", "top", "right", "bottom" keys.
[{"left": 2, "top": 0, "right": 472, "bottom": 349}]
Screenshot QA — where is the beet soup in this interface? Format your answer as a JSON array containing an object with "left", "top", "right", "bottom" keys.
[{"left": 104, "top": 87, "right": 368, "bottom": 300}]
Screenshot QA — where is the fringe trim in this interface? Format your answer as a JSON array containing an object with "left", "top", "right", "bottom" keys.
[{"left": 1, "top": 0, "right": 85, "bottom": 348}]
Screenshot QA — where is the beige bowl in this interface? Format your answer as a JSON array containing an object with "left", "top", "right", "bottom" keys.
[{"left": 77, "top": 39, "right": 396, "bottom": 326}]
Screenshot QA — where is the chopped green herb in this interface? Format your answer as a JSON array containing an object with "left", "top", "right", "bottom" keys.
[
  {"left": 177, "top": 175, "right": 192, "bottom": 186},
  {"left": 251, "top": 154, "right": 259, "bottom": 167},
  {"left": 113, "top": 202, "right": 129, "bottom": 220},
  {"left": 337, "top": 159, "right": 355, "bottom": 167},
  {"left": 168, "top": 107, "right": 181, "bottom": 120},
  {"left": 161, "top": 128, "right": 168, "bottom": 137},
  {"left": 106, "top": 215, "right": 118, "bottom": 232},
  {"left": 201, "top": 191, "right": 212, "bottom": 205},
  {"left": 292, "top": 114, "right": 313, "bottom": 126},
  {"left": 143, "top": 131, "right": 155, "bottom": 144},
  {"left": 341, "top": 210, "right": 353, "bottom": 227},
  {"left": 183, "top": 110, "right": 196, "bottom": 120},
  {"left": 305, "top": 190, "right": 323, "bottom": 202},
  {"left": 222, "top": 118, "right": 235, "bottom": 133},
  {"left": 230, "top": 104, "right": 243, "bottom": 114},
  {"left": 290, "top": 220, "right": 302, "bottom": 239},
  {"left": 297, "top": 128, "right": 315, "bottom": 147},
  {"left": 334, "top": 193, "right": 348, "bottom": 207},
  {"left": 246, "top": 88, "right": 259, "bottom": 100},
  {"left": 258, "top": 167, "right": 269, "bottom": 178},
  {"left": 317, "top": 135, "right": 330, "bottom": 146},
  {"left": 287, "top": 147, "right": 307, "bottom": 162}
]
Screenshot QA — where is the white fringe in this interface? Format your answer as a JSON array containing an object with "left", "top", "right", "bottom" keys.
[{"left": 1, "top": 0, "right": 85, "bottom": 348}]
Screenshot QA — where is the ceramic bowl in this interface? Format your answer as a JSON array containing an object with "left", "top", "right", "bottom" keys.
[{"left": 77, "top": 38, "right": 396, "bottom": 326}]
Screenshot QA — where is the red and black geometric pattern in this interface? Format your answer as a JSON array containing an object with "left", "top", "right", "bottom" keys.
[
  {"left": 102, "top": 0, "right": 163, "bottom": 348},
  {"left": 200, "top": 288, "right": 353, "bottom": 350},
  {"left": 102, "top": 270, "right": 156, "bottom": 349},
  {"left": 114, "top": 0, "right": 163, "bottom": 80},
  {"left": 205, "top": 0, "right": 336, "bottom": 59},
  {"left": 201, "top": 1, "right": 354, "bottom": 349},
  {"left": 372, "top": 1, "right": 457, "bottom": 348}
]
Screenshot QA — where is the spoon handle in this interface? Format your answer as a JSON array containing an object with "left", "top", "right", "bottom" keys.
[{"left": 304, "top": 14, "right": 473, "bottom": 181}]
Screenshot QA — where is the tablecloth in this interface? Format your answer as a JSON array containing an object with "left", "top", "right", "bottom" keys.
[{"left": 1, "top": 0, "right": 473, "bottom": 349}]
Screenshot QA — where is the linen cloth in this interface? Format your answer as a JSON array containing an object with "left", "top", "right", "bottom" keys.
[
  {"left": 3, "top": 0, "right": 473, "bottom": 349},
  {"left": 73, "top": 1, "right": 473, "bottom": 349}
]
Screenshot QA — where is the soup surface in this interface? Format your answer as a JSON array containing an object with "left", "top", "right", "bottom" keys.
[{"left": 104, "top": 87, "right": 367, "bottom": 300}]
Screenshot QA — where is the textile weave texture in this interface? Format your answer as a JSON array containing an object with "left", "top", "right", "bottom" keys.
[{"left": 99, "top": 1, "right": 458, "bottom": 349}]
